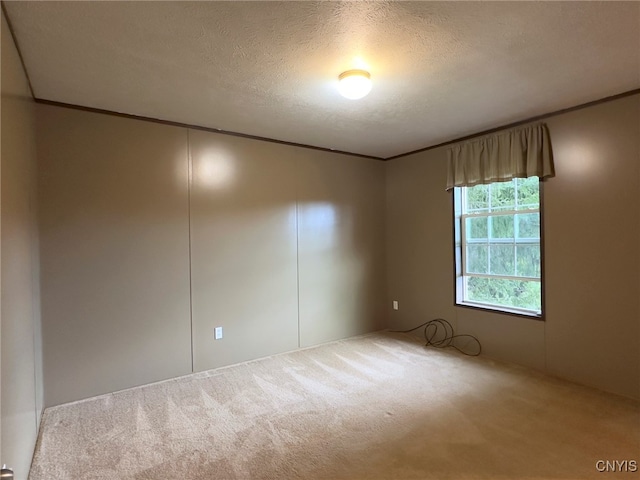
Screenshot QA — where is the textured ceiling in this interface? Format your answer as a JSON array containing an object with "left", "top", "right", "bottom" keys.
[{"left": 5, "top": 1, "right": 640, "bottom": 158}]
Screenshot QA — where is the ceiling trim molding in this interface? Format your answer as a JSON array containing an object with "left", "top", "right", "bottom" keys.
[
  {"left": 34, "top": 88, "right": 639, "bottom": 163},
  {"left": 1, "top": 1, "right": 35, "bottom": 98},
  {"left": 33, "top": 98, "right": 386, "bottom": 162},
  {"left": 385, "top": 88, "right": 640, "bottom": 161}
]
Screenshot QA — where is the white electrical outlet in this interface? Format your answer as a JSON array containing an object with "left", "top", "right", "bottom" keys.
[
  {"left": 392, "top": 300, "right": 399, "bottom": 310},
  {"left": 214, "top": 326, "right": 223, "bottom": 340}
]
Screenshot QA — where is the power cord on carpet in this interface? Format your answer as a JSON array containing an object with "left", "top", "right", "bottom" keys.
[{"left": 390, "top": 318, "right": 482, "bottom": 356}]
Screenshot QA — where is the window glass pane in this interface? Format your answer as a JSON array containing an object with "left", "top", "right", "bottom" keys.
[
  {"left": 516, "top": 213, "right": 540, "bottom": 239},
  {"left": 489, "top": 244, "right": 515, "bottom": 275},
  {"left": 516, "top": 245, "right": 541, "bottom": 278},
  {"left": 467, "top": 245, "right": 488, "bottom": 274},
  {"left": 466, "top": 277, "right": 541, "bottom": 311},
  {"left": 490, "top": 214, "right": 514, "bottom": 240},
  {"left": 455, "top": 178, "right": 543, "bottom": 315},
  {"left": 465, "top": 184, "right": 489, "bottom": 212},
  {"left": 489, "top": 181, "right": 515, "bottom": 211},
  {"left": 516, "top": 176, "right": 539, "bottom": 210},
  {"left": 466, "top": 217, "right": 488, "bottom": 239}
]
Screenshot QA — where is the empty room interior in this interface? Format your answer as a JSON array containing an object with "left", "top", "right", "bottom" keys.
[{"left": 1, "top": 1, "right": 639, "bottom": 479}]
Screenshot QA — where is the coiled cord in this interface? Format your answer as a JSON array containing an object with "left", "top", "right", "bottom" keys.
[{"left": 391, "top": 318, "right": 482, "bottom": 356}]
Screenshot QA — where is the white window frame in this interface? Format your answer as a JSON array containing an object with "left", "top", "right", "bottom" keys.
[{"left": 453, "top": 178, "right": 544, "bottom": 318}]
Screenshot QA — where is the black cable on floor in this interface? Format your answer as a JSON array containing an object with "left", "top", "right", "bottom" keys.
[{"left": 390, "top": 318, "right": 482, "bottom": 356}]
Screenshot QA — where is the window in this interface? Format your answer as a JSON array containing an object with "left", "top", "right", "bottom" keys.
[{"left": 453, "top": 177, "right": 542, "bottom": 317}]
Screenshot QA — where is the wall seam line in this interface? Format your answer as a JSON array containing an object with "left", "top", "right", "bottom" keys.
[
  {"left": 30, "top": 153, "right": 40, "bottom": 438},
  {"left": 187, "top": 128, "right": 195, "bottom": 373},
  {"left": 295, "top": 162, "right": 301, "bottom": 349}
]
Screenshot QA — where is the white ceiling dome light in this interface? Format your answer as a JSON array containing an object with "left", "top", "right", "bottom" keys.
[{"left": 338, "top": 69, "right": 372, "bottom": 100}]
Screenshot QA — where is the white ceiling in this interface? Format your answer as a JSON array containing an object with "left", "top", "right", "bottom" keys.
[{"left": 5, "top": 1, "right": 640, "bottom": 158}]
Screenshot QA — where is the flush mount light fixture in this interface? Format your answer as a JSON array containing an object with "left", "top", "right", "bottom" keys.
[{"left": 338, "top": 69, "right": 372, "bottom": 100}]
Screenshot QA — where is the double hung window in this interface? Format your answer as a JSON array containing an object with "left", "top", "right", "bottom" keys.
[{"left": 454, "top": 177, "right": 542, "bottom": 316}]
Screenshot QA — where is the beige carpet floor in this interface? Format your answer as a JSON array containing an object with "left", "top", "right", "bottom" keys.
[{"left": 29, "top": 332, "right": 639, "bottom": 479}]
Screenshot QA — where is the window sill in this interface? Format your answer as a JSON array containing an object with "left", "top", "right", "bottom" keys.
[{"left": 456, "top": 301, "right": 544, "bottom": 320}]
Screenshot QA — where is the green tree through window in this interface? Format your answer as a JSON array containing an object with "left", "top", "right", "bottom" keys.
[{"left": 454, "top": 177, "right": 542, "bottom": 315}]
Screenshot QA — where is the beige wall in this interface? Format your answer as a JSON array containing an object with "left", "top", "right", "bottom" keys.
[
  {"left": 37, "top": 107, "right": 386, "bottom": 405},
  {"left": 189, "top": 132, "right": 385, "bottom": 370},
  {"left": 386, "top": 94, "right": 640, "bottom": 399},
  {"left": 189, "top": 130, "right": 299, "bottom": 371},
  {"left": 297, "top": 149, "right": 386, "bottom": 346},
  {"left": 1, "top": 11, "right": 43, "bottom": 480},
  {"left": 542, "top": 96, "right": 639, "bottom": 398},
  {"left": 37, "top": 106, "right": 193, "bottom": 407}
]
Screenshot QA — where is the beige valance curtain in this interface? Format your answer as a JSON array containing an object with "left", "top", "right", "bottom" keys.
[{"left": 446, "top": 123, "right": 554, "bottom": 191}]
